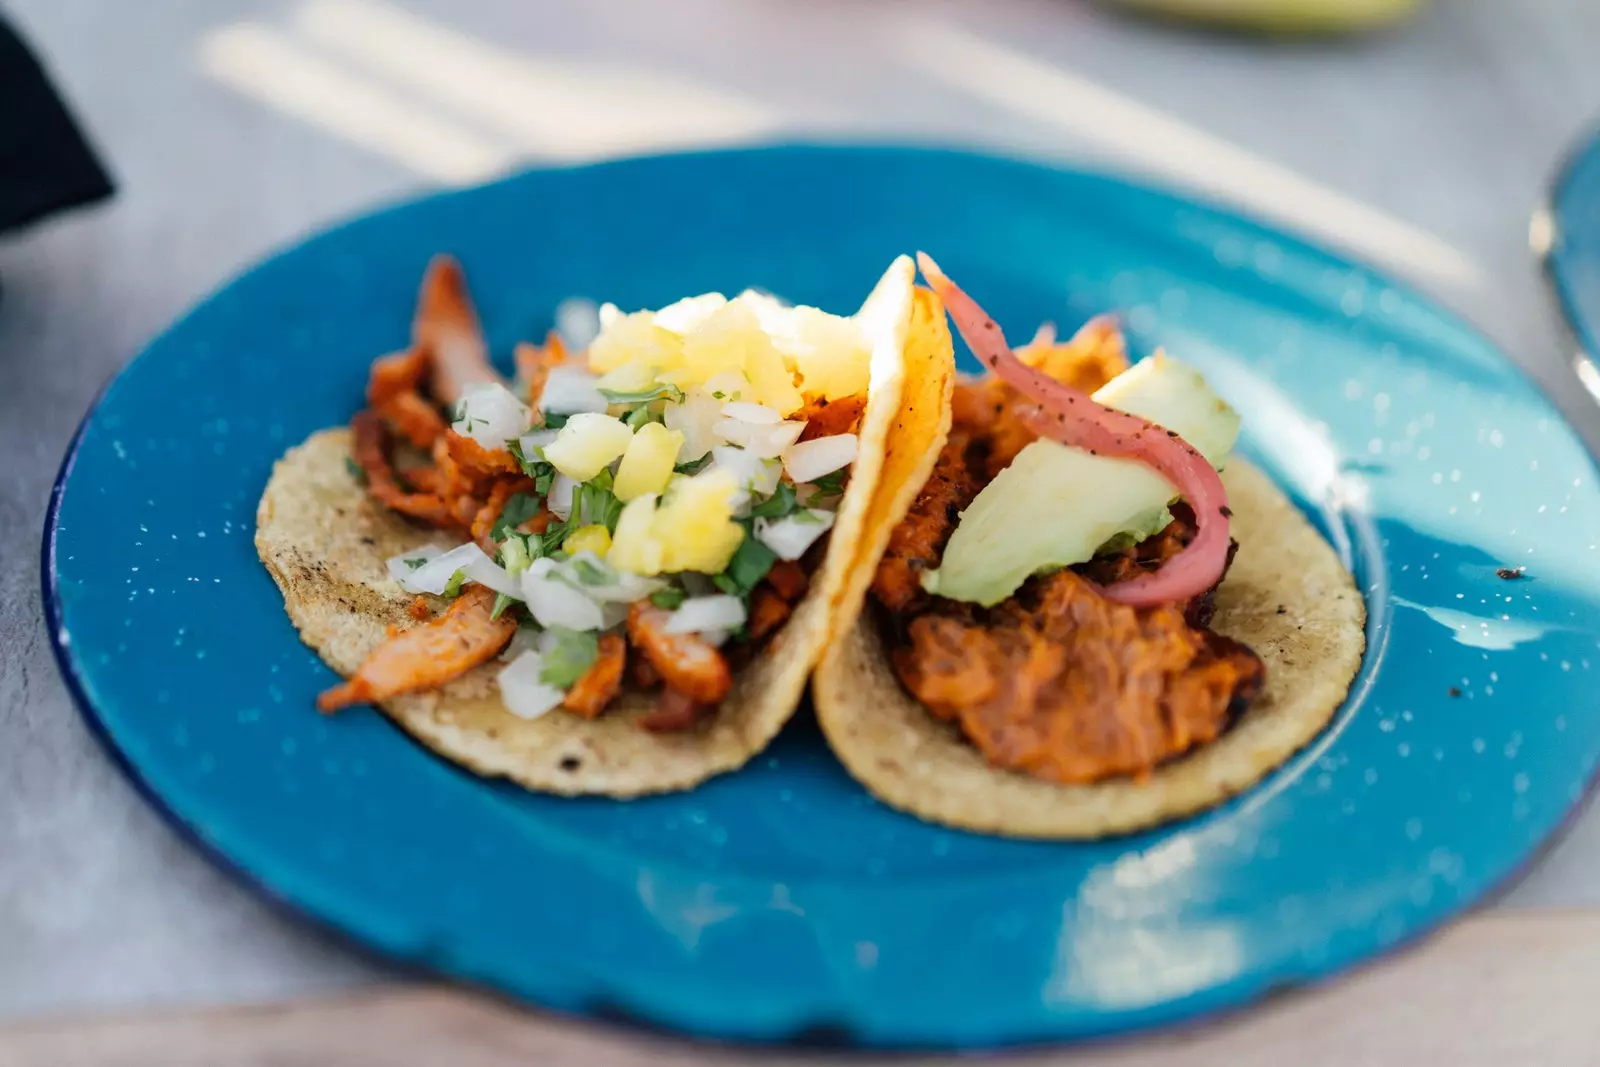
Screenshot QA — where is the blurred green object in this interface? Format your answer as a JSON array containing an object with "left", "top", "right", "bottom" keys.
[{"left": 1106, "top": 0, "right": 1423, "bottom": 34}]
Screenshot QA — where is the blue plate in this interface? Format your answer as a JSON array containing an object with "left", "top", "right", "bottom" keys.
[
  {"left": 1547, "top": 125, "right": 1600, "bottom": 374},
  {"left": 45, "top": 145, "right": 1600, "bottom": 1048}
]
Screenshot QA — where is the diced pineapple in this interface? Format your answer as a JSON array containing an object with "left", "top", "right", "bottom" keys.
[
  {"left": 563, "top": 524, "right": 613, "bottom": 559},
  {"left": 594, "top": 361, "right": 658, "bottom": 396},
  {"left": 607, "top": 493, "right": 665, "bottom": 576},
  {"left": 744, "top": 343, "right": 804, "bottom": 415},
  {"left": 676, "top": 301, "right": 762, "bottom": 386},
  {"left": 654, "top": 470, "right": 745, "bottom": 574},
  {"left": 542, "top": 413, "right": 634, "bottom": 482},
  {"left": 614, "top": 422, "right": 683, "bottom": 502},
  {"left": 655, "top": 293, "right": 728, "bottom": 334},
  {"left": 587, "top": 309, "right": 685, "bottom": 376},
  {"left": 778, "top": 306, "right": 870, "bottom": 401}
]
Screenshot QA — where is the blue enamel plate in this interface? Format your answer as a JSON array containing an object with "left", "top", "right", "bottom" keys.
[{"left": 46, "top": 146, "right": 1600, "bottom": 1048}]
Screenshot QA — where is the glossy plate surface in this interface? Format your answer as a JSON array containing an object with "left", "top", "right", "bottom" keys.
[
  {"left": 45, "top": 145, "right": 1600, "bottom": 1048},
  {"left": 1549, "top": 125, "right": 1600, "bottom": 371}
]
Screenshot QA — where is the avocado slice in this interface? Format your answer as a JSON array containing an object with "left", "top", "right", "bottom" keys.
[{"left": 921, "top": 353, "right": 1240, "bottom": 606}]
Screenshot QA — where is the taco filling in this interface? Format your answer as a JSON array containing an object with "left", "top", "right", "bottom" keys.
[
  {"left": 319, "top": 256, "right": 894, "bottom": 733},
  {"left": 866, "top": 256, "right": 1267, "bottom": 785}
]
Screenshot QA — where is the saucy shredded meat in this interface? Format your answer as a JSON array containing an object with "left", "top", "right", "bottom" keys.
[
  {"left": 350, "top": 410, "right": 463, "bottom": 530},
  {"left": 318, "top": 585, "right": 516, "bottom": 712},
  {"left": 627, "top": 602, "right": 734, "bottom": 705},
  {"left": 872, "top": 431, "right": 982, "bottom": 614},
  {"left": 871, "top": 316, "right": 1263, "bottom": 785},
  {"left": 413, "top": 256, "right": 502, "bottom": 406},
  {"left": 639, "top": 687, "right": 707, "bottom": 732},
  {"left": 563, "top": 633, "right": 627, "bottom": 719},
  {"left": 893, "top": 570, "right": 1262, "bottom": 784},
  {"left": 339, "top": 259, "right": 828, "bottom": 730},
  {"left": 796, "top": 394, "right": 867, "bottom": 441}
]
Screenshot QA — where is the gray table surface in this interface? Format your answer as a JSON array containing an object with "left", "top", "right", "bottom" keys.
[{"left": 5, "top": 0, "right": 1600, "bottom": 1023}]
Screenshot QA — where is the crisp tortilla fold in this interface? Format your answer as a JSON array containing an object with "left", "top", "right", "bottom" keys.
[
  {"left": 815, "top": 387, "right": 1366, "bottom": 838},
  {"left": 256, "top": 256, "right": 951, "bottom": 797}
]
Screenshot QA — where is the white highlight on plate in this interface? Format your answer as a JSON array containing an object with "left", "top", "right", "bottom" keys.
[
  {"left": 894, "top": 17, "right": 1479, "bottom": 289},
  {"left": 197, "top": 23, "right": 512, "bottom": 184},
  {"left": 293, "top": 0, "right": 775, "bottom": 161}
]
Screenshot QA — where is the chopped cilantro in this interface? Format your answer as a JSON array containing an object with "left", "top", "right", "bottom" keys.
[
  {"left": 402, "top": 557, "right": 429, "bottom": 571},
  {"left": 749, "top": 482, "right": 799, "bottom": 520},
  {"left": 650, "top": 586, "right": 687, "bottom": 610},
  {"left": 538, "top": 626, "right": 599, "bottom": 688},
  {"left": 489, "top": 592, "right": 517, "bottom": 620},
  {"left": 599, "top": 382, "right": 685, "bottom": 406},
  {"left": 343, "top": 456, "right": 367, "bottom": 484},
  {"left": 542, "top": 412, "right": 571, "bottom": 430},
  {"left": 711, "top": 390, "right": 726, "bottom": 400},
  {"left": 570, "top": 555, "right": 614, "bottom": 587},
  {"left": 498, "top": 535, "right": 531, "bottom": 576},
  {"left": 804, "top": 469, "right": 848, "bottom": 507},
  {"left": 441, "top": 569, "right": 468, "bottom": 598},
  {"left": 506, "top": 440, "right": 557, "bottom": 496},
  {"left": 506, "top": 437, "right": 534, "bottom": 472},
  {"left": 452, "top": 399, "right": 468, "bottom": 424},
  {"left": 534, "top": 520, "right": 569, "bottom": 559},
  {"left": 811, "top": 469, "right": 847, "bottom": 493},
  {"left": 625, "top": 404, "right": 664, "bottom": 430},
  {"left": 792, "top": 508, "right": 826, "bottom": 524},
  {"left": 674, "top": 454, "right": 714, "bottom": 476},
  {"left": 491, "top": 492, "right": 543, "bottom": 541},
  {"left": 715, "top": 521, "right": 777, "bottom": 597},
  {"left": 577, "top": 472, "right": 624, "bottom": 532}
]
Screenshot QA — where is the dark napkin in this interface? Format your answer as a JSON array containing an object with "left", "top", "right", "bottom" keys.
[{"left": 0, "top": 14, "right": 114, "bottom": 236}]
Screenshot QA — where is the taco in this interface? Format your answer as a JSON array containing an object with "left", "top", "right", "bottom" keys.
[
  {"left": 814, "top": 255, "right": 1365, "bottom": 838},
  {"left": 256, "top": 253, "right": 954, "bottom": 797}
]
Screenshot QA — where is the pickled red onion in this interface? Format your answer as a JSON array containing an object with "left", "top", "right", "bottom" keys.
[{"left": 916, "top": 253, "right": 1231, "bottom": 608}]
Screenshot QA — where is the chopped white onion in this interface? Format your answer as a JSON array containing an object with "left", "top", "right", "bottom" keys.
[
  {"left": 402, "top": 543, "right": 495, "bottom": 595},
  {"left": 565, "top": 551, "right": 663, "bottom": 603},
  {"left": 711, "top": 445, "right": 781, "bottom": 512},
  {"left": 756, "top": 509, "right": 837, "bottom": 561},
  {"left": 698, "top": 628, "right": 732, "bottom": 648},
  {"left": 518, "top": 429, "right": 559, "bottom": 455},
  {"left": 555, "top": 297, "right": 601, "bottom": 350},
  {"left": 461, "top": 553, "right": 521, "bottom": 597},
  {"left": 715, "top": 416, "right": 805, "bottom": 459},
  {"left": 452, "top": 382, "right": 531, "bottom": 449},
  {"left": 721, "top": 400, "right": 782, "bottom": 425},
  {"left": 665, "top": 595, "right": 747, "bottom": 635},
  {"left": 547, "top": 473, "right": 577, "bottom": 520},
  {"left": 664, "top": 387, "right": 724, "bottom": 462},
  {"left": 386, "top": 545, "right": 444, "bottom": 589},
  {"left": 497, "top": 651, "right": 566, "bottom": 720},
  {"left": 540, "top": 365, "right": 609, "bottom": 415},
  {"left": 783, "top": 433, "right": 857, "bottom": 484},
  {"left": 521, "top": 558, "right": 605, "bottom": 631},
  {"left": 499, "top": 624, "right": 542, "bottom": 662}
]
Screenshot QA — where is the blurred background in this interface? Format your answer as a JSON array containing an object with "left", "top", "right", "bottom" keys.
[{"left": 6, "top": 0, "right": 1600, "bottom": 1034}]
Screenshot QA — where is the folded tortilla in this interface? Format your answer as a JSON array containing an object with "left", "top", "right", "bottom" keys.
[
  {"left": 815, "top": 363, "right": 1366, "bottom": 839},
  {"left": 255, "top": 256, "right": 955, "bottom": 797}
]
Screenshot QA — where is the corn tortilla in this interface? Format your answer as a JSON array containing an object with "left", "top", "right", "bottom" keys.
[
  {"left": 816, "top": 451, "right": 1366, "bottom": 838},
  {"left": 256, "top": 256, "right": 947, "bottom": 797}
]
